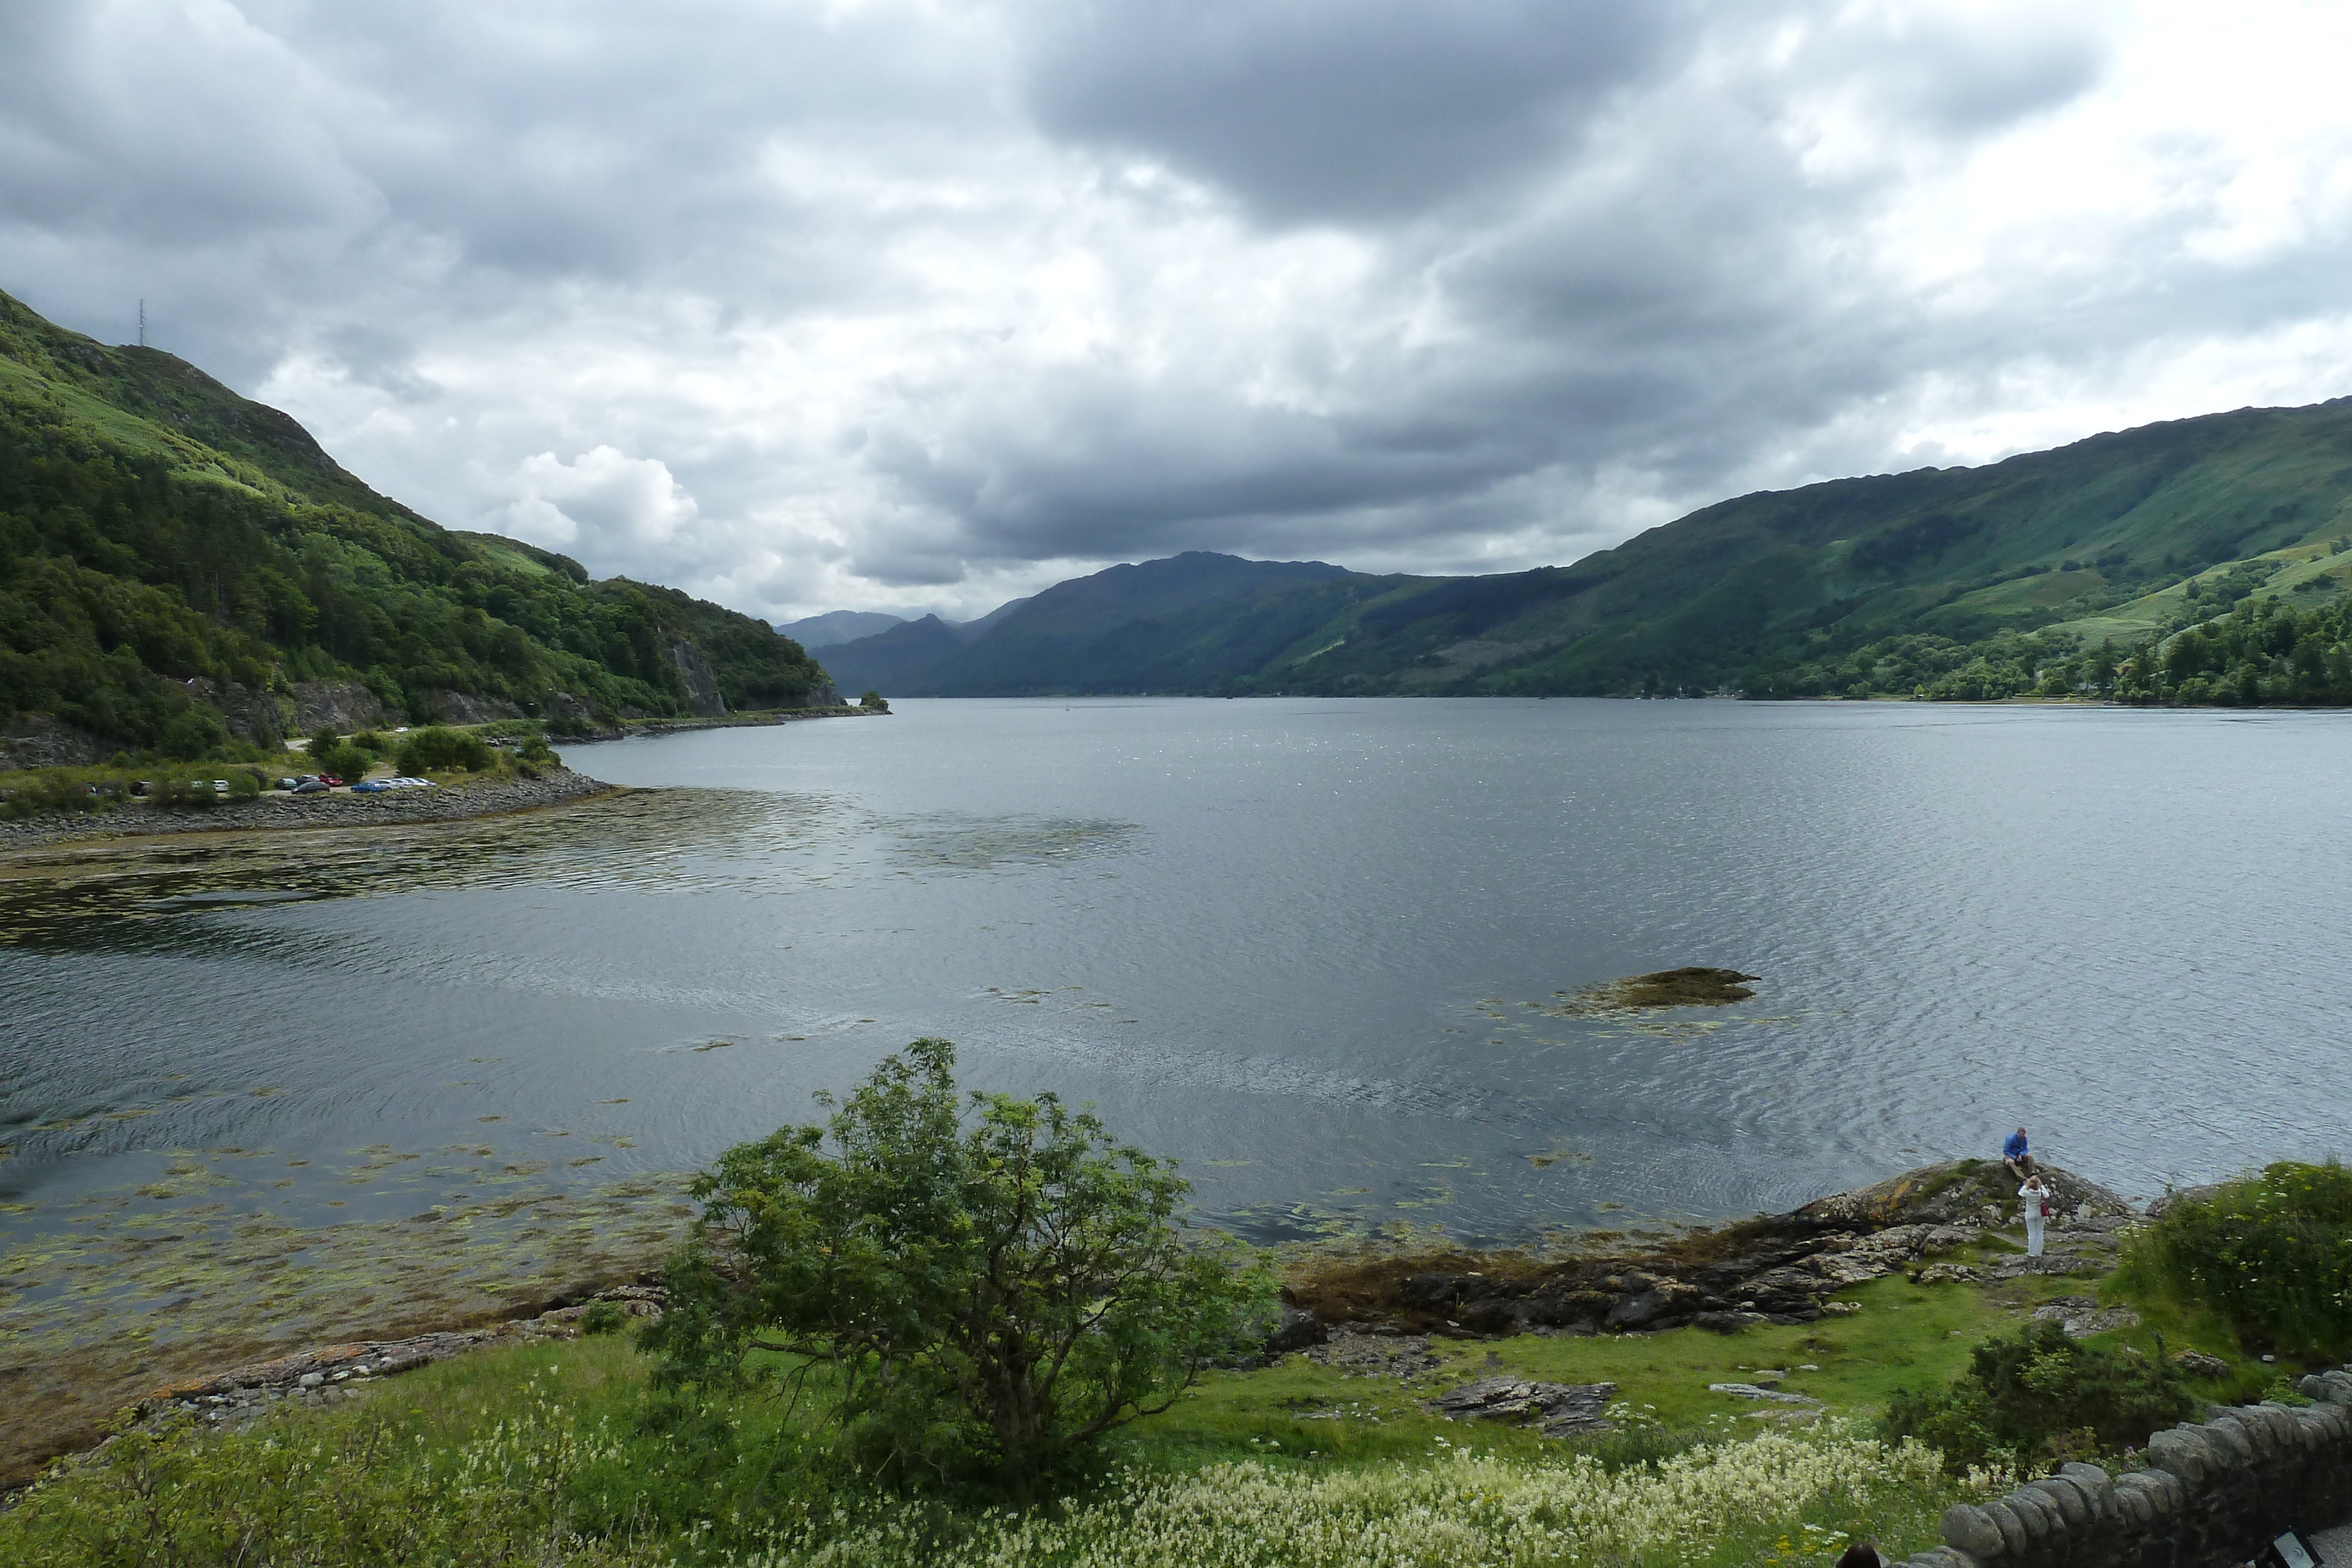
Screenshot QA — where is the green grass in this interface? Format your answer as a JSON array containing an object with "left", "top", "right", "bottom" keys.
[
  {"left": 2, "top": 1221, "right": 2305, "bottom": 1567},
  {"left": 3, "top": 1330, "right": 1977, "bottom": 1567}
]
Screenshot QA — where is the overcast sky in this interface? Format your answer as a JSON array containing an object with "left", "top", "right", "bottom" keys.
[{"left": 6, "top": 1, "right": 2351, "bottom": 623}]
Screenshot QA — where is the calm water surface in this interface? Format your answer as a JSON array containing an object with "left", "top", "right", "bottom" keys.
[{"left": 5, "top": 698, "right": 2350, "bottom": 1246}]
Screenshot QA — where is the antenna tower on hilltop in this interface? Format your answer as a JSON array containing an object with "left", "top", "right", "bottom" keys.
[{"left": 138, "top": 299, "right": 147, "bottom": 347}]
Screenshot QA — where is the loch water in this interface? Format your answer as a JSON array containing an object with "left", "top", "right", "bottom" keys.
[{"left": 5, "top": 697, "right": 2351, "bottom": 1249}]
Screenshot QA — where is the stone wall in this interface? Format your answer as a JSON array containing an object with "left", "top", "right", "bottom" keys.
[{"left": 1907, "top": 1367, "right": 2352, "bottom": 1568}]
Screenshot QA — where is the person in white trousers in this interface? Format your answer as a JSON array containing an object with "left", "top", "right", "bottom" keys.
[{"left": 2019, "top": 1175, "right": 2051, "bottom": 1258}]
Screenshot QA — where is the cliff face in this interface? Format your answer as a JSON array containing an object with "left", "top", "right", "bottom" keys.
[{"left": 667, "top": 641, "right": 729, "bottom": 717}]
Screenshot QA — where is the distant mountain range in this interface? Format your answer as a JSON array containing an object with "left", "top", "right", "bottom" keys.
[
  {"left": 0, "top": 289, "right": 834, "bottom": 767},
  {"left": 774, "top": 610, "right": 906, "bottom": 649},
  {"left": 817, "top": 398, "right": 2352, "bottom": 698}
]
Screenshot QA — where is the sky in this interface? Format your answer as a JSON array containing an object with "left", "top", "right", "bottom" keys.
[{"left": 5, "top": 1, "right": 2352, "bottom": 625}]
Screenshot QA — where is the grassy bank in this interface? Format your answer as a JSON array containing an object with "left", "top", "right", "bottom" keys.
[
  {"left": 9, "top": 1214, "right": 2292, "bottom": 1567},
  {"left": 1, "top": 1331, "right": 1979, "bottom": 1567}
]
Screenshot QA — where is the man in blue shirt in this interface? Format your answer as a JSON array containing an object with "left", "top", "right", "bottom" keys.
[{"left": 2003, "top": 1127, "right": 2036, "bottom": 1181}]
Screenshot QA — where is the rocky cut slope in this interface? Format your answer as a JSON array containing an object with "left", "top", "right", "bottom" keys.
[{"left": 0, "top": 289, "right": 837, "bottom": 767}]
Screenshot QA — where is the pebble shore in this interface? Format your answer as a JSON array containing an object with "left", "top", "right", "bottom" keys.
[{"left": 128, "top": 1287, "right": 668, "bottom": 1439}]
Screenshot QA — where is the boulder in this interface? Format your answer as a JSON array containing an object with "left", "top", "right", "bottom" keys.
[
  {"left": 2029, "top": 1298, "right": 2141, "bottom": 1338},
  {"left": 1425, "top": 1378, "right": 1616, "bottom": 1437},
  {"left": 1940, "top": 1503, "right": 2007, "bottom": 1559},
  {"left": 1264, "top": 1305, "right": 1327, "bottom": 1355},
  {"left": 1912, "top": 1263, "right": 1980, "bottom": 1285}
]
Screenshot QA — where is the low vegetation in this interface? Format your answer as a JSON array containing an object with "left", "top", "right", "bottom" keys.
[
  {"left": 2118, "top": 1160, "right": 2352, "bottom": 1361},
  {"left": 9, "top": 1071, "right": 2348, "bottom": 1564},
  {"left": 1882, "top": 1321, "right": 2193, "bottom": 1473},
  {"left": 0, "top": 1343, "right": 1976, "bottom": 1568}
]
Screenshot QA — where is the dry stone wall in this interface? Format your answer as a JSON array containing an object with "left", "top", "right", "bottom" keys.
[{"left": 1906, "top": 1368, "right": 2352, "bottom": 1568}]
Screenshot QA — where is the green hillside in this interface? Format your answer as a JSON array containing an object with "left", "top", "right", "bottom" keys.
[
  {"left": 0, "top": 289, "right": 835, "bottom": 763},
  {"left": 830, "top": 398, "right": 2352, "bottom": 703}
]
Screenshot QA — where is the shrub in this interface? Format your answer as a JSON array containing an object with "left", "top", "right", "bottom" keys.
[
  {"left": 580, "top": 1300, "right": 627, "bottom": 1336},
  {"left": 0, "top": 768, "right": 144, "bottom": 818},
  {"left": 858, "top": 690, "right": 890, "bottom": 712},
  {"left": 516, "top": 734, "right": 557, "bottom": 765},
  {"left": 312, "top": 741, "right": 375, "bottom": 783},
  {"left": 545, "top": 714, "right": 596, "bottom": 740},
  {"left": 2120, "top": 1161, "right": 2352, "bottom": 1358},
  {"left": 161, "top": 706, "right": 230, "bottom": 760},
  {"left": 395, "top": 726, "right": 493, "bottom": 775},
  {"left": 1883, "top": 1321, "right": 2191, "bottom": 1472},
  {"left": 643, "top": 1038, "right": 1278, "bottom": 1498},
  {"left": 149, "top": 776, "right": 225, "bottom": 811}
]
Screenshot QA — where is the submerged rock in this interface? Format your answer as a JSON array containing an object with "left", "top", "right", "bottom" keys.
[{"left": 1555, "top": 967, "right": 1762, "bottom": 1014}]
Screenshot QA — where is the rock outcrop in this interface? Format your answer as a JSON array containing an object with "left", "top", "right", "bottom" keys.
[
  {"left": 1285, "top": 1161, "right": 2133, "bottom": 1340},
  {"left": 1426, "top": 1378, "right": 1617, "bottom": 1436}
]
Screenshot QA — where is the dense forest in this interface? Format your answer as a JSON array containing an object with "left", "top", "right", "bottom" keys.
[{"left": 0, "top": 289, "right": 834, "bottom": 759}]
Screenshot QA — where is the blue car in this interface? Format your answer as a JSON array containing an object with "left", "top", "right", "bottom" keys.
[{"left": 349, "top": 780, "right": 393, "bottom": 794}]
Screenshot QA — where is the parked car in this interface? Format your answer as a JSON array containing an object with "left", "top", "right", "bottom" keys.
[
  {"left": 318, "top": 775, "right": 344, "bottom": 788},
  {"left": 289, "top": 780, "right": 331, "bottom": 795},
  {"left": 349, "top": 780, "right": 392, "bottom": 793},
  {"left": 389, "top": 776, "right": 436, "bottom": 788}
]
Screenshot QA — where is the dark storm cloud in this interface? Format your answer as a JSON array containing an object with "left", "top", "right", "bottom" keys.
[
  {"left": 1019, "top": 0, "right": 1689, "bottom": 222},
  {"left": 856, "top": 2, "right": 2135, "bottom": 575},
  {"left": 0, "top": 2, "right": 2344, "bottom": 618}
]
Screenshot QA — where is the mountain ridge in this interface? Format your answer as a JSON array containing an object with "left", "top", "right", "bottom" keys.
[{"left": 820, "top": 398, "right": 2352, "bottom": 701}]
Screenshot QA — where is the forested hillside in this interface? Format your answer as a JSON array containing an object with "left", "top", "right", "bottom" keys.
[
  {"left": 824, "top": 399, "right": 2352, "bottom": 703},
  {"left": 0, "top": 289, "right": 834, "bottom": 763}
]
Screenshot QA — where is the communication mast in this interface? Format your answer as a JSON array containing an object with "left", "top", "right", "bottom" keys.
[{"left": 138, "top": 299, "right": 147, "bottom": 347}]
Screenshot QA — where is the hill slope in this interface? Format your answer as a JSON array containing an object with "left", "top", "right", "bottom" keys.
[
  {"left": 0, "top": 289, "right": 836, "bottom": 764},
  {"left": 831, "top": 400, "right": 2352, "bottom": 699}
]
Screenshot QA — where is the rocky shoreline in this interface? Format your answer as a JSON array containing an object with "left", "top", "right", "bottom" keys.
[
  {"left": 59, "top": 1158, "right": 2128, "bottom": 1474},
  {"left": 562, "top": 704, "right": 887, "bottom": 743},
  {"left": 0, "top": 765, "right": 621, "bottom": 855},
  {"left": 1284, "top": 1161, "right": 2133, "bottom": 1340},
  {"left": 129, "top": 1287, "right": 670, "bottom": 1440}
]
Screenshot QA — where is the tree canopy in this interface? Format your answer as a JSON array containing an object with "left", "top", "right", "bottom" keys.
[{"left": 644, "top": 1039, "right": 1277, "bottom": 1497}]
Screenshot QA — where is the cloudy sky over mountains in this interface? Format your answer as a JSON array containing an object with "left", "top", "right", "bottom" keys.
[{"left": 5, "top": 0, "right": 2351, "bottom": 623}]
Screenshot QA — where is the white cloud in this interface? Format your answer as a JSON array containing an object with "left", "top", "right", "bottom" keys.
[
  {"left": 4, "top": 0, "right": 2350, "bottom": 623},
  {"left": 500, "top": 446, "right": 699, "bottom": 559}
]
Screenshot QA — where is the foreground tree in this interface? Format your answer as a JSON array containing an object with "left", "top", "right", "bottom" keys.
[{"left": 644, "top": 1039, "right": 1277, "bottom": 1497}]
